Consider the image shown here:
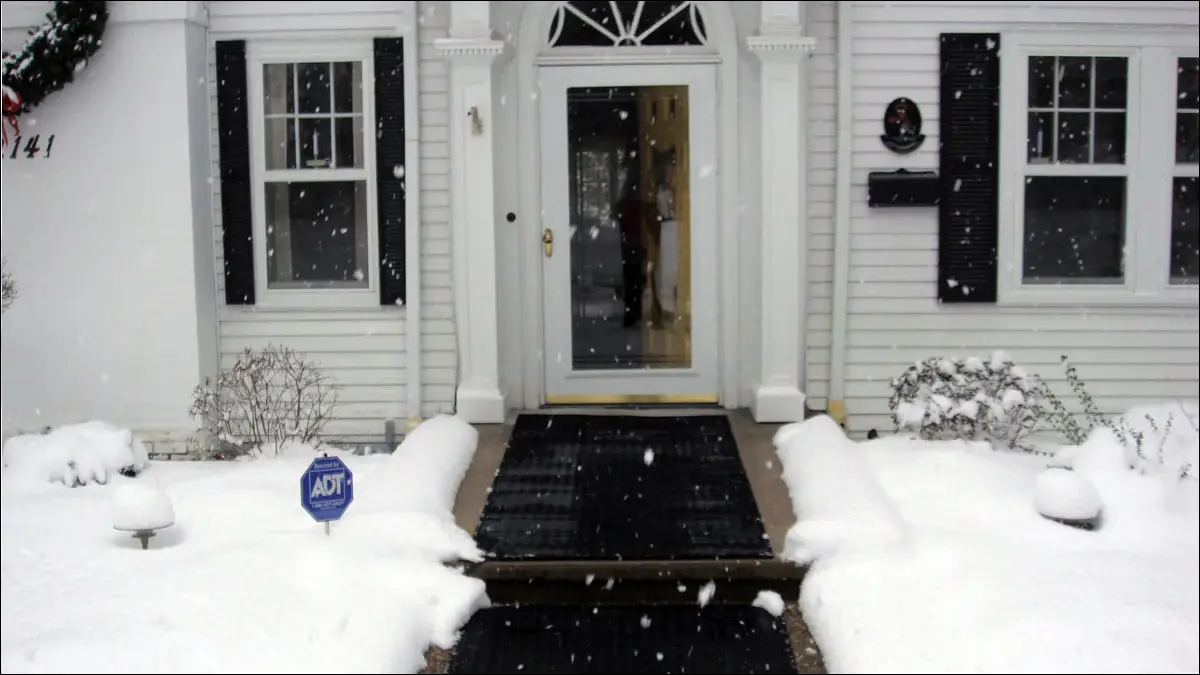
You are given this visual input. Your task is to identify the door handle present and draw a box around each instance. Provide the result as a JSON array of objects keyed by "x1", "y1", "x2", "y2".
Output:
[{"x1": 543, "y1": 228, "x2": 554, "y2": 257}]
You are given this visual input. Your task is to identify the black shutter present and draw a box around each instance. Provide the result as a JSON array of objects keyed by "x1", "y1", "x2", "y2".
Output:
[
  {"x1": 374, "y1": 37, "x2": 406, "y2": 306},
  {"x1": 938, "y1": 33, "x2": 1000, "y2": 303},
  {"x1": 216, "y1": 40, "x2": 255, "y2": 305}
]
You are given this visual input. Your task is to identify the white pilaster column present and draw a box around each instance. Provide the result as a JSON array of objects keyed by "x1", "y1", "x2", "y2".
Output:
[
  {"x1": 435, "y1": 3, "x2": 508, "y2": 423},
  {"x1": 747, "y1": 14, "x2": 817, "y2": 423}
]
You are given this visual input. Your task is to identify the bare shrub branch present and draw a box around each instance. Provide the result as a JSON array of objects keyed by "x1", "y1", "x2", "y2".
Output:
[{"x1": 188, "y1": 345, "x2": 338, "y2": 458}]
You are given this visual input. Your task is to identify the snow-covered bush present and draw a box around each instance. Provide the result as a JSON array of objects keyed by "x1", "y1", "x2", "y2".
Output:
[
  {"x1": 1037, "y1": 356, "x2": 1197, "y2": 479},
  {"x1": 888, "y1": 350, "x2": 1042, "y2": 450},
  {"x1": 1, "y1": 421, "x2": 150, "y2": 488},
  {"x1": 188, "y1": 345, "x2": 338, "y2": 459}
]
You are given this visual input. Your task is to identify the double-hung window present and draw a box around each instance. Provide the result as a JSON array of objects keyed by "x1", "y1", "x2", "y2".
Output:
[
  {"x1": 247, "y1": 42, "x2": 378, "y2": 307},
  {"x1": 999, "y1": 34, "x2": 1199, "y2": 305}
]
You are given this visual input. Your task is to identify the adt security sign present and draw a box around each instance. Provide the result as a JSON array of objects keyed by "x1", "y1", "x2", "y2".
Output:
[{"x1": 301, "y1": 456, "x2": 354, "y2": 525}]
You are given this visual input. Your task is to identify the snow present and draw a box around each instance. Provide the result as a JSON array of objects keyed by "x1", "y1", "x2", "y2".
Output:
[
  {"x1": 111, "y1": 483, "x2": 175, "y2": 532},
  {"x1": 0, "y1": 414, "x2": 489, "y2": 674},
  {"x1": 752, "y1": 590, "x2": 785, "y2": 617},
  {"x1": 776, "y1": 404, "x2": 1200, "y2": 673},
  {"x1": 1033, "y1": 467, "x2": 1101, "y2": 521},
  {"x1": 696, "y1": 580, "x2": 716, "y2": 608},
  {"x1": 2, "y1": 421, "x2": 150, "y2": 488}
]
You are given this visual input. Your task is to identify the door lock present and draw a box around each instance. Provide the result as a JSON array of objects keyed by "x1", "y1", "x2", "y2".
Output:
[{"x1": 543, "y1": 228, "x2": 554, "y2": 257}]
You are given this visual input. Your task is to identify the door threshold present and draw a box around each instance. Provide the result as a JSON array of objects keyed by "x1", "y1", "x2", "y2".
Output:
[
  {"x1": 533, "y1": 404, "x2": 725, "y2": 417},
  {"x1": 544, "y1": 394, "x2": 719, "y2": 405}
]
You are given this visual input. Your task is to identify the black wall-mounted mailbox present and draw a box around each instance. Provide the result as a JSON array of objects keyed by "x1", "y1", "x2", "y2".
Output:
[{"x1": 867, "y1": 169, "x2": 940, "y2": 207}]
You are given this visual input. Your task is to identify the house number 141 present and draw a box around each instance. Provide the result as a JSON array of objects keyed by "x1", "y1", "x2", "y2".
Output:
[{"x1": 6, "y1": 135, "x2": 56, "y2": 159}]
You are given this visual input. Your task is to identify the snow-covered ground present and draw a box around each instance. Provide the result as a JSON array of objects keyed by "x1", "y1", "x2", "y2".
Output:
[
  {"x1": 775, "y1": 404, "x2": 1200, "y2": 673},
  {"x1": 1, "y1": 415, "x2": 489, "y2": 674}
]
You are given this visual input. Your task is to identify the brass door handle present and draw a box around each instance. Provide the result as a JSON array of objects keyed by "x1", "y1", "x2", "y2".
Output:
[{"x1": 543, "y1": 228, "x2": 554, "y2": 257}]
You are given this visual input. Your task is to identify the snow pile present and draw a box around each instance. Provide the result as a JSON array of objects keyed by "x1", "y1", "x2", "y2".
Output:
[
  {"x1": 369, "y1": 414, "x2": 479, "y2": 516},
  {"x1": 1, "y1": 415, "x2": 488, "y2": 673},
  {"x1": 2, "y1": 421, "x2": 150, "y2": 488},
  {"x1": 776, "y1": 411, "x2": 1199, "y2": 673},
  {"x1": 752, "y1": 590, "x2": 785, "y2": 617},
  {"x1": 1033, "y1": 467, "x2": 1101, "y2": 522},
  {"x1": 110, "y1": 482, "x2": 175, "y2": 532},
  {"x1": 773, "y1": 416, "x2": 908, "y2": 564}
]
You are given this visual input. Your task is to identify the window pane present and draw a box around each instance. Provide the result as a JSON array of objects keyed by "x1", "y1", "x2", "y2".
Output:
[
  {"x1": 263, "y1": 64, "x2": 294, "y2": 115},
  {"x1": 264, "y1": 117, "x2": 296, "y2": 170},
  {"x1": 1022, "y1": 176, "x2": 1125, "y2": 284},
  {"x1": 298, "y1": 117, "x2": 333, "y2": 169},
  {"x1": 1178, "y1": 57, "x2": 1199, "y2": 110},
  {"x1": 296, "y1": 63, "x2": 332, "y2": 114},
  {"x1": 1093, "y1": 112, "x2": 1126, "y2": 164},
  {"x1": 1057, "y1": 57, "x2": 1091, "y2": 109},
  {"x1": 1172, "y1": 177, "x2": 1199, "y2": 285},
  {"x1": 1028, "y1": 56, "x2": 1055, "y2": 108},
  {"x1": 334, "y1": 117, "x2": 364, "y2": 169},
  {"x1": 1179, "y1": 113, "x2": 1199, "y2": 164},
  {"x1": 1027, "y1": 111, "x2": 1054, "y2": 162},
  {"x1": 333, "y1": 62, "x2": 363, "y2": 114},
  {"x1": 1094, "y1": 57, "x2": 1127, "y2": 109},
  {"x1": 1057, "y1": 112, "x2": 1090, "y2": 164},
  {"x1": 264, "y1": 181, "x2": 370, "y2": 288}
]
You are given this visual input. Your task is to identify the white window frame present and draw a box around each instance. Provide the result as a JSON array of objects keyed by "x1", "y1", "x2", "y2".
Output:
[
  {"x1": 998, "y1": 31, "x2": 1200, "y2": 307},
  {"x1": 245, "y1": 40, "x2": 380, "y2": 309}
]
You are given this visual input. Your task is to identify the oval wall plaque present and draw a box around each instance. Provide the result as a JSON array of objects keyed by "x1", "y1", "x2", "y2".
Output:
[{"x1": 880, "y1": 97, "x2": 926, "y2": 154}]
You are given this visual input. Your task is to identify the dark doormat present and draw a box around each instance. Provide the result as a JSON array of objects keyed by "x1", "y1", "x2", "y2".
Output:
[
  {"x1": 473, "y1": 414, "x2": 772, "y2": 560},
  {"x1": 447, "y1": 605, "x2": 799, "y2": 674}
]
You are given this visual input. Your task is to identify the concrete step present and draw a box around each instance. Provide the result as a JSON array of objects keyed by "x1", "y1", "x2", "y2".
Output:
[
  {"x1": 466, "y1": 557, "x2": 806, "y2": 583},
  {"x1": 481, "y1": 576, "x2": 803, "y2": 606}
]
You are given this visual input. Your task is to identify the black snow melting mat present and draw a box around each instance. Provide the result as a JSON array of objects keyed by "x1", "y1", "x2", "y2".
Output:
[
  {"x1": 473, "y1": 414, "x2": 772, "y2": 561},
  {"x1": 447, "y1": 605, "x2": 799, "y2": 674}
]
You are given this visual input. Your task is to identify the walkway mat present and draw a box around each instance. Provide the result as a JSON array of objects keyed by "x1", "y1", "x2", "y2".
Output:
[
  {"x1": 473, "y1": 414, "x2": 772, "y2": 560},
  {"x1": 447, "y1": 605, "x2": 799, "y2": 674}
]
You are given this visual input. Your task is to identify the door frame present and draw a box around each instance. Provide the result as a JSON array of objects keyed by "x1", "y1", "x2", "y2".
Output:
[
  {"x1": 511, "y1": 1, "x2": 742, "y2": 410},
  {"x1": 538, "y1": 64, "x2": 721, "y2": 404}
]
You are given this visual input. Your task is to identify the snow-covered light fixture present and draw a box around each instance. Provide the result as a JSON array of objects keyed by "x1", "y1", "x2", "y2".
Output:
[{"x1": 111, "y1": 483, "x2": 175, "y2": 550}]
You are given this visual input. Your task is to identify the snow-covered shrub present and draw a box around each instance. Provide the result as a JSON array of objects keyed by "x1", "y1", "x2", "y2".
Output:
[
  {"x1": 888, "y1": 350, "x2": 1042, "y2": 450},
  {"x1": 1, "y1": 421, "x2": 150, "y2": 488},
  {"x1": 188, "y1": 345, "x2": 338, "y2": 459},
  {"x1": 1037, "y1": 356, "x2": 1197, "y2": 479}
]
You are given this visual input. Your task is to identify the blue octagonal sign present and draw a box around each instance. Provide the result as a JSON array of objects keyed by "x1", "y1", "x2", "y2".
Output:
[{"x1": 300, "y1": 456, "x2": 355, "y2": 523}]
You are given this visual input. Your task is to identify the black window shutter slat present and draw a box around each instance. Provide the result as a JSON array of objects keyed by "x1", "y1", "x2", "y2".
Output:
[
  {"x1": 938, "y1": 33, "x2": 1000, "y2": 304},
  {"x1": 374, "y1": 37, "x2": 406, "y2": 306},
  {"x1": 216, "y1": 40, "x2": 255, "y2": 305}
]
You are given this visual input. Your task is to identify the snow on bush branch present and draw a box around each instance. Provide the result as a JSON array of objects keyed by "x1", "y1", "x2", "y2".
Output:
[
  {"x1": 888, "y1": 350, "x2": 1042, "y2": 450},
  {"x1": 188, "y1": 345, "x2": 338, "y2": 459}
]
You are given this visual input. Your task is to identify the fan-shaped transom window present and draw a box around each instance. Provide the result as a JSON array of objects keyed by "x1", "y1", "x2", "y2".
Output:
[{"x1": 547, "y1": 1, "x2": 709, "y2": 48}]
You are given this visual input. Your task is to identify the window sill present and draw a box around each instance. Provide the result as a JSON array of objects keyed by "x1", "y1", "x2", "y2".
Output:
[
  {"x1": 221, "y1": 288, "x2": 405, "y2": 315},
  {"x1": 998, "y1": 285, "x2": 1200, "y2": 308}
]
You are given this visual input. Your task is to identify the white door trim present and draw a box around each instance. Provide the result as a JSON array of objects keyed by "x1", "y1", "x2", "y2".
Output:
[
  {"x1": 513, "y1": 1, "x2": 742, "y2": 410},
  {"x1": 538, "y1": 64, "x2": 721, "y2": 402}
]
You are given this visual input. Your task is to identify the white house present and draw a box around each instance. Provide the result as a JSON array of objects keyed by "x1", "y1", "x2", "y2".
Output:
[{"x1": 2, "y1": 0, "x2": 1197, "y2": 456}]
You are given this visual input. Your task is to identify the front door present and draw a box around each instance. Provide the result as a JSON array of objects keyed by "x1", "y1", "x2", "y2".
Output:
[{"x1": 539, "y1": 64, "x2": 719, "y2": 405}]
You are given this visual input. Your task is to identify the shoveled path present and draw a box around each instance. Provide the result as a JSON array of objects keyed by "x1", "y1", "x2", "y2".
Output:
[{"x1": 423, "y1": 409, "x2": 825, "y2": 675}]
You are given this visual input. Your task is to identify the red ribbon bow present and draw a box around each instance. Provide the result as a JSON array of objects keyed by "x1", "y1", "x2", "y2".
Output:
[{"x1": 2, "y1": 86, "x2": 22, "y2": 146}]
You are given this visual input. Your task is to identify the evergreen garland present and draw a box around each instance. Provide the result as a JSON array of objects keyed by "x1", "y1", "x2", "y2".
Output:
[{"x1": 2, "y1": 1, "x2": 108, "y2": 116}]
